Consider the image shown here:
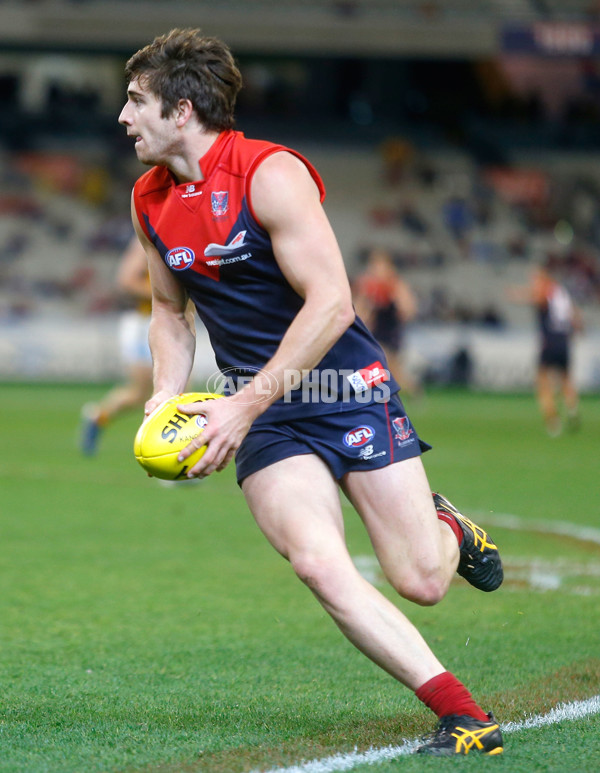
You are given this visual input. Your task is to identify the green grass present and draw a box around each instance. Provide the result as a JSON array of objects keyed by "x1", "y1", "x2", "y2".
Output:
[{"x1": 0, "y1": 384, "x2": 599, "y2": 772}]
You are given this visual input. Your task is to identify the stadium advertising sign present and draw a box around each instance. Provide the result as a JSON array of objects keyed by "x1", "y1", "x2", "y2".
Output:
[{"x1": 502, "y1": 23, "x2": 599, "y2": 56}]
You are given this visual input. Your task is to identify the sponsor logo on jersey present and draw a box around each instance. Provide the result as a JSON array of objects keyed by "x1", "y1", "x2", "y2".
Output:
[
  {"x1": 347, "y1": 360, "x2": 389, "y2": 393},
  {"x1": 181, "y1": 183, "x2": 203, "y2": 199},
  {"x1": 206, "y1": 253, "x2": 252, "y2": 267},
  {"x1": 165, "y1": 246, "x2": 195, "y2": 270},
  {"x1": 211, "y1": 190, "x2": 229, "y2": 216},
  {"x1": 360, "y1": 361, "x2": 389, "y2": 387},
  {"x1": 392, "y1": 416, "x2": 413, "y2": 443},
  {"x1": 343, "y1": 425, "x2": 375, "y2": 448},
  {"x1": 204, "y1": 230, "x2": 248, "y2": 258}
]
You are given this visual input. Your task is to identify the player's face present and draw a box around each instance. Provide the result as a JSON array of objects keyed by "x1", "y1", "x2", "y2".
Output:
[{"x1": 118, "y1": 78, "x2": 180, "y2": 166}]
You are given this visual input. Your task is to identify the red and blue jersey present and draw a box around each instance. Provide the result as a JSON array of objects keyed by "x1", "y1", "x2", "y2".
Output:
[{"x1": 133, "y1": 130, "x2": 399, "y2": 421}]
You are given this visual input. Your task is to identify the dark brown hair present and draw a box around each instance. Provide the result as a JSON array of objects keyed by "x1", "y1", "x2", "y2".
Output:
[{"x1": 124, "y1": 28, "x2": 243, "y2": 131}]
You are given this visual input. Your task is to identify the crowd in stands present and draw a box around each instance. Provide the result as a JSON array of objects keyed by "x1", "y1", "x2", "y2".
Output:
[
  {"x1": 2, "y1": 39, "x2": 600, "y2": 335},
  {"x1": 0, "y1": 146, "x2": 137, "y2": 319},
  {"x1": 354, "y1": 135, "x2": 600, "y2": 327},
  {"x1": 1, "y1": 132, "x2": 600, "y2": 331}
]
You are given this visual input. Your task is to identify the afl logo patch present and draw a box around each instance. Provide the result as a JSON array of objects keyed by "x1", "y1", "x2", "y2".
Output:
[
  {"x1": 343, "y1": 425, "x2": 375, "y2": 447},
  {"x1": 165, "y1": 246, "x2": 195, "y2": 271}
]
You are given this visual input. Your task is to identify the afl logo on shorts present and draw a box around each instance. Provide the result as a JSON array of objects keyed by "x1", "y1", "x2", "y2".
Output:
[
  {"x1": 344, "y1": 425, "x2": 375, "y2": 447},
  {"x1": 165, "y1": 246, "x2": 195, "y2": 271}
]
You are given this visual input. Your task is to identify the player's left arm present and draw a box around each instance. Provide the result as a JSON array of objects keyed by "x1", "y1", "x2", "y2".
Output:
[{"x1": 177, "y1": 151, "x2": 355, "y2": 476}]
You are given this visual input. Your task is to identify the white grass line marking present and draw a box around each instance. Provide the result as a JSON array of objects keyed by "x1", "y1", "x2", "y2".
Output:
[
  {"x1": 479, "y1": 512, "x2": 600, "y2": 546},
  {"x1": 254, "y1": 696, "x2": 600, "y2": 773},
  {"x1": 502, "y1": 694, "x2": 600, "y2": 732},
  {"x1": 354, "y1": 512, "x2": 600, "y2": 594}
]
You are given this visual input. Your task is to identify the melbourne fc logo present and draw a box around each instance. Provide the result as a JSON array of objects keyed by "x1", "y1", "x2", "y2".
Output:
[
  {"x1": 211, "y1": 191, "x2": 229, "y2": 217},
  {"x1": 344, "y1": 425, "x2": 375, "y2": 448},
  {"x1": 392, "y1": 416, "x2": 413, "y2": 443},
  {"x1": 165, "y1": 246, "x2": 195, "y2": 271}
]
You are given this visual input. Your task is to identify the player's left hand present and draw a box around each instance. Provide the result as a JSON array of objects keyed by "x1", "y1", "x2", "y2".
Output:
[
  {"x1": 175, "y1": 396, "x2": 256, "y2": 477},
  {"x1": 143, "y1": 389, "x2": 174, "y2": 419}
]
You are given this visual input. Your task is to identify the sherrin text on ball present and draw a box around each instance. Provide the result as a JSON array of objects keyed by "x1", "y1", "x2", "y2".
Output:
[{"x1": 134, "y1": 392, "x2": 222, "y2": 480}]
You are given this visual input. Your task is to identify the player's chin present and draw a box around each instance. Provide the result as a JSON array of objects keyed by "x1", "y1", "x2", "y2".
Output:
[
  {"x1": 135, "y1": 152, "x2": 153, "y2": 166},
  {"x1": 135, "y1": 146, "x2": 157, "y2": 166}
]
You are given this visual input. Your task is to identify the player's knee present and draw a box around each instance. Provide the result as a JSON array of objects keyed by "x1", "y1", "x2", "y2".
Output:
[
  {"x1": 410, "y1": 580, "x2": 447, "y2": 607},
  {"x1": 388, "y1": 568, "x2": 449, "y2": 607},
  {"x1": 289, "y1": 551, "x2": 341, "y2": 597}
]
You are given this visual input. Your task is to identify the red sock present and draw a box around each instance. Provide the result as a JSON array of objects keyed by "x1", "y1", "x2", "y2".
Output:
[
  {"x1": 436, "y1": 510, "x2": 463, "y2": 546},
  {"x1": 415, "y1": 671, "x2": 489, "y2": 722}
]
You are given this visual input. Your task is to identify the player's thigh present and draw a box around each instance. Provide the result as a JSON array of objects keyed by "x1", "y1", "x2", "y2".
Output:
[
  {"x1": 241, "y1": 454, "x2": 347, "y2": 564},
  {"x1": 129, "y1": 362, "x2": 154, "y2": 393},
  {"x1": 537, "y1": 365, "x2": 553, "y2": 390},
  {"x1": 341, "y1": 456, "x2": 444, "y2": 576}
]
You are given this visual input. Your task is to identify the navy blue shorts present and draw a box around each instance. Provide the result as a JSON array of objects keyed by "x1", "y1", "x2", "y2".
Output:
[
  {"x1": 235, "y1": 393, "x2": 431, "y2": 485},
  {"x1": 540, "y1": 337, "x2": 570, "y2": 371}
]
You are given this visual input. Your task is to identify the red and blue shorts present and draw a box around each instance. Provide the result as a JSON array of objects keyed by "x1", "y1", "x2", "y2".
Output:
[{"x1": 235, "y1": 393, "x2": 431, "y2": 485}]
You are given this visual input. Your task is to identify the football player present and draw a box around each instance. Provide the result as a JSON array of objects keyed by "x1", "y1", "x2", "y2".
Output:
[{"x1": 119, "y1": 29, "x2": 504, "y2": 756}]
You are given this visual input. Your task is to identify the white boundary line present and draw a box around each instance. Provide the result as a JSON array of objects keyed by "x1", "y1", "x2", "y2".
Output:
[
  {"x1": 353, "y1": 511, "x2": 600, "y2": 594},
  {"x1": 254, "y1": 513, "x2": 600, "y2": 773},
  {"x1": 254, "y1": 696, "x2": 600, "y2": 773},
  {"x1": 477, "y1": 512, "x2": 600, "y2": 546}
]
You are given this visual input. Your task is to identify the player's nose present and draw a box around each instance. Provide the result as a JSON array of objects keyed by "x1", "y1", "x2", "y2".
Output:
[{"x1": 118, "y1": 104, "x2": 131, "y2": 125}]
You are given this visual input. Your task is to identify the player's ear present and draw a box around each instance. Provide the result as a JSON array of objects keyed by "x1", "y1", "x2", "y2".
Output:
[{"x1": 175, "y1": 99, "x2": 195, "y2": 127}]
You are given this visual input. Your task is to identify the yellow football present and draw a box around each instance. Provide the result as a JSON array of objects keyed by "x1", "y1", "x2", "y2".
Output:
[{"x1": 133, "y1": 392, "x2": 223, "y2": 480}]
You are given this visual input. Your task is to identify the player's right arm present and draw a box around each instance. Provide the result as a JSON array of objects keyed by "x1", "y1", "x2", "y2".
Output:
[
  {"x1": 116, "y1": 235, "x2": 152, "y2": 301},
  {"x1": 131, "y1": 198, "x2": 196, "y2": 415}
]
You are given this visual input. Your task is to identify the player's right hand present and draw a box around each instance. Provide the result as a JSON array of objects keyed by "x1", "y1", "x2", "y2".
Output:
[{"x1": 176, "y1": 395, "x2": 255, "y2": 478}]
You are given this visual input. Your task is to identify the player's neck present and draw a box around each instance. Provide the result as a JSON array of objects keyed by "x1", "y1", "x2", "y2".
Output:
[{"x1": 167, "y1": 129, "x2": 221, "y2": 184}]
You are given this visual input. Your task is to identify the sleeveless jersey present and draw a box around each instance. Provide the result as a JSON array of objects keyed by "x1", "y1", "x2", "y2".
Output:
[
  {"x1": 539, "y1": 282, "x2": 574, "y2": 338},
  {"x1": 537, "y1": 280, "x2": 574, "y2": 369},
  {"x1": 133, "y1": 130, "x2": 399, "y2": 422},
  {"x1": 355, "y1": 275, "x2": 403, "y2": 349}
]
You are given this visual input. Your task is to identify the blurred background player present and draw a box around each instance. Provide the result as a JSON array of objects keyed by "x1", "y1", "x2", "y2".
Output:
[
  {"x1": 80, "y1": 235, "x2": 153, "y2": 455},
  {"x1": 353, "y1": 247, "x2": 420, "y2": 396},
  {"x1": 533, "y1": 258, "x2": 582, "y2": 435},
  {"x1": 511, "y1": 257, "x2": 582, "y2": 436}
]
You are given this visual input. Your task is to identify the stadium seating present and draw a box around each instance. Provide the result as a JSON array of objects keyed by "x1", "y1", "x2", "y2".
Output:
[{"x1": 1, "y1": 142, "x2": 598, "y2": 332}]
